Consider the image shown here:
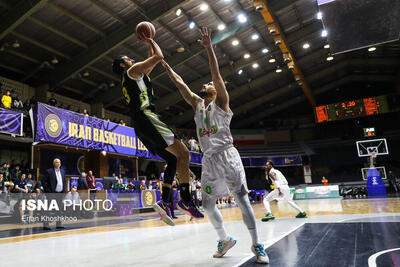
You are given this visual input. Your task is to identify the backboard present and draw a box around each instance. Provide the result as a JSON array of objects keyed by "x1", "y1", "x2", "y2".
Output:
[
  {"x1": 356, "y1": 138, "x2": 388, "y2": 157},
  {"x1": 361, "y1": 166, "x2": 387, "y2": 181}
]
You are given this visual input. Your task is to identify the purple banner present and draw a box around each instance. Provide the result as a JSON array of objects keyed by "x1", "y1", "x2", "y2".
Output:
[
  {"x1": 0, "y1": 108, "x2": 23, "y2": 136},
  {"x1": 34, "y1": 103, "x2": 204, "y2": 164},
  {"x1": 241, "y1": 156, "x2": 302, "y2": 167},
  {"x1": 34, "y1": 103, "x2": 160, "y2": 160}
]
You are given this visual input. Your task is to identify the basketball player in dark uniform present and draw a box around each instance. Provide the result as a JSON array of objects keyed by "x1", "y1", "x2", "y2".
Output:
[{"x1": 112, "y1": 34, "x2": 203, "y2": 226}]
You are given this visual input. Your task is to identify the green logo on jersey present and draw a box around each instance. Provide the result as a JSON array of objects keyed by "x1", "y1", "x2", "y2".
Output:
[
  {"x1": 199, "y1": 125, "x2": 218, "y2": 137},
  {"x1": 205, "y1": 185, "x2": 212, "y2": 194}
]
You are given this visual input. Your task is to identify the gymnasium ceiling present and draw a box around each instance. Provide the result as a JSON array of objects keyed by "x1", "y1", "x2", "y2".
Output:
[{"x1": 0, "y1": 0, "x2": 399, "y2": 129}]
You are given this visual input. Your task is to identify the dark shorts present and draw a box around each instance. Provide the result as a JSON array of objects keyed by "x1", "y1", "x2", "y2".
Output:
[{"x1": 132, "y1": 109, "x2": 177, "y2": 157}]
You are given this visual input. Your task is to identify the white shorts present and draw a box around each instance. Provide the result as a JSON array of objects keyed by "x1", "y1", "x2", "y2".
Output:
[
  {"x1": 265, "y1": 185, "x2": 292, "y2": 202},
  {"x1": 201, "y1": 146, "x2": 248, "y2": 198}
]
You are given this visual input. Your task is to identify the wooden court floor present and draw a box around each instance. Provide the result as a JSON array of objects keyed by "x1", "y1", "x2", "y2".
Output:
[{"x1": 0, "y1": 197, "x2": 399, "y2": 245}]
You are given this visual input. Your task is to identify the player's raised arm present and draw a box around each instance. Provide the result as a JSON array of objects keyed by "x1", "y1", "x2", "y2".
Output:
[
  {"x1": 129, "y1": 35, "x2": 163, "y2": 77},
  {"x1": 161, "y1": 60, "x2": 200, "y2": 111},
  {"x1": 198, "y1": 27, "x2": 229, "y2": 112}
]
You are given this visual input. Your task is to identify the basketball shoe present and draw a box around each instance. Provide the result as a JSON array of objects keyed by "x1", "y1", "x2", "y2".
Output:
[
  {"x1": 251, "y1": 243, "x2": 269, "y2": 264},
  {"x1": 177, "y1": 199, "x2": 204, "y2": 219},
  {"x1": 261, "y1": 212, "x2": 275, "y2": 222},
  {"x1": 213, "y1": 237, "x2": 237, "y2": 258},
  {"x1": 153, "y1": 200, "x2": 175, "y2": 226},
  {"x1": 295, "y1": 212, "x2": 307, "y2": 218}
]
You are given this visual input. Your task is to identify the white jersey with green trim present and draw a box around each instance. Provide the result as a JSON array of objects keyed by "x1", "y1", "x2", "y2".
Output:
[
  {"x1": 266, "y1": 168, "x2": 288, "y2": 187},
  {"x1": 194, "y1": 99, "x2": 233, "y2": 157}
]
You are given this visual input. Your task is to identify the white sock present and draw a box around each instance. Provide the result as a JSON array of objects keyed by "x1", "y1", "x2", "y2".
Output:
[
  {"x1": 288, "y1": 200, "x2": 303, "y2": 213},
  {"x1": 204, "y1": 196, "x2": 228, "y2": 241},
  {"x1": 263, "y1": 197, "x2": 272, "y2": 213},
  {"x1": 234, "y1": 190, "x2": 259, "y2": 246}
]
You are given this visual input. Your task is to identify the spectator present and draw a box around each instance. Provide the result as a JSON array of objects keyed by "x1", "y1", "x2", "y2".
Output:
[
  {"x1": 26, "y1": 173, "x2": 34, "y2": 193},
  {"x1": 10, "y1": 89, "x2": 16, "y2": 99},
  {"x1": 0, "y1": 173, "x2": 6, "y2": 202},
  {"x1": 1, "y1": 90, "x2": 12, "y2": 109},
  {"x1": 147, "y1": 173, "x2": 156, "y2": 182},
  {"x1": 42, "y1": 158, "x2": 66, "y2": 229},
  {"x1": 321, "y1": 176, "x2": 328, "y2": 186},
  {"x1": 127, "y1": 179, "x2": 135, "y2": 191},
  {"x1": 0, "y1": 163, "x2": 10, "y2": 181},
  {"x1": 119, "y1": 119, "x2": 126, "y2": 126},
  {"x1": 11, "y1": 165, "x2": 22, "y2": 183},
  {"x1": 82, "y1": 108, "x2": 89, "y2": 116},
  {"x1": 77, "y1": 172, "x2": 89, "y2": 190},
  {"x1": 86, "y1": 170, "x2": 97, "y2": 203},
  {"x1": 188, "y1": 137, "x2": 197, "y2": 151},
  {"x1": 13, "y1": 95, "x2": 23, "y2": 109},
  {"x1": 48, "y1": 93, "x2": 57, "y2": 106},
  {"x1": 14, "y1": 173, "x2": 28, "y2": 194},
  {"x1": 64, "y1": 185, "x2": 81, "y2": 205},
  {"x1": 24, "y1": 98, "x2": 32, "y2": 111},
  {"x1": 139, "y1": 180, "x2": 147, "y2": 190},
  {"x1": 113, "y1": 179, "x2": 127, "y2": 190}
]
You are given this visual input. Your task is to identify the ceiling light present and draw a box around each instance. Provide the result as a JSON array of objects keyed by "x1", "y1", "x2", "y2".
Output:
[
  {"x1": 244, "y1": 53, "x2": 250, "y2": 59},
  {"x1": 217, "y1": 24, "x2": 226, "y2": 31},
  {"x1": 109, "y1": 81, "x2": 115, "y2": 87},
  {"x1": 176, "y1": 8, "x2": 182, "y2": 16},
  {"x1": 274, "y1": 37, "x2": 282, "y2": 46},
  {"x1": 200, "y1": 3, "x2": 208, "y2": 11},
  {"x1": 303, "y1": 43, "x2": 310, "y2": 49},
  {"x1": 321, "y1": 29, "x2": 328, "y2": 37},
  {"x1": 238, "y1": 69, "x2": 243, "y2": 75},
  {"x1": 268, "y1": 58, "x2": 276, "y2": 63},
  {"x1": 324, "y1": 44, "x2": 330, "y2": 49},
  {"x1": 276, "y1": 67, "x2": 282, "y2": 73},
  {"x1": 262, "y1": 48, "x2": 269, "y2": 53},
  {"x1": 252, "y1": 63, "x2": 259, "y2": 69},
  {"x1": 189, "y1": 20, "x2": 196, "y2": 29},
  {"x1": 317, "y1": 12, "x2": 323, "y2": 20},
  {"x1": 224, "y1": 0, "x2": 232, "y2": 2},
  {"x1": 232, "y1": 40, "x2": 239, "y2": 46},
  {"x1": 177, "y1": 47, "x2": 185, "y2": 52},
  {"x1": 326, "y1": 55, "x2": 334, "y2": 61},
  {"x1": 368, "y1": 46, "x2": 376, "y2": 52},
  {"x1": 83, "y1": 71, "x2": 90, "y2": 77},
  {"x1": 237, "y1": 13, "x2": 247, "y2": 23},
  {"x1": 12, "y1": 41, "x2": 20, "y2": 48},
  {"x1": 251, "y1": 34, "x2": 259, "y2": 40},
  {"x1": 51, "y1": 57, "x2": 58, "y2": 64}
]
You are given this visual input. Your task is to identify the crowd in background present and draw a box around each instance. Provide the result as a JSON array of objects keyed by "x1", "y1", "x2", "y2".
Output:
[{"x1": 0, "y1": 159, "x2": 37, "y2": 204}]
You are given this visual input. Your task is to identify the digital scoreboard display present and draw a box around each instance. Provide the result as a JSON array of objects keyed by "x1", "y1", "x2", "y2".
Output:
[{"x1": 315, "y1": 95, "x2": 390, "y2": 123}]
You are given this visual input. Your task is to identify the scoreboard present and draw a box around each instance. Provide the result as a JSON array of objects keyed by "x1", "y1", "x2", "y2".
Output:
[{"x1": 315, "y1": 95, "x2": 390, "y2": 123}]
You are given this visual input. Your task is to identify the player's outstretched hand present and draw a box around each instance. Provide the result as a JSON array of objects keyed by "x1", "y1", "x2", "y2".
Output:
[
  {"x1": 197, "y1": 27, "x2": 212, "y2": 48},
  {"x1": 138, "y1": 33, "x2": 152, "y2": 46}
]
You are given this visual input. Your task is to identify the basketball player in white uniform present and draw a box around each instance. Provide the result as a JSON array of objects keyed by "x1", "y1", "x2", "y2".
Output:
[
  {"x1": 262, "y1": 161, "x2": 307, "y2": 221},
  {"x1": 161, "y1": 27, "x2": 268, "y2": 264}
]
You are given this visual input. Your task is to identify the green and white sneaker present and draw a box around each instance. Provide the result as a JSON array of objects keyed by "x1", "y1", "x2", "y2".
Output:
[
  {"x1": 296, "y1": 212, "x2": 307, "y2": 218},
  {"x1": 213, "y1": 237, "x2": 237, "y2": 258},
  {"x1": 261, "y1": 212, "x2": 275, "y2": 222}
]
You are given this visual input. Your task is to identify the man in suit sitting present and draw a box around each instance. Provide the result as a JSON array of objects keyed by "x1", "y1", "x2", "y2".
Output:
[{"x1": 42, "y1": 158, "x2": 66, "y2": 230}]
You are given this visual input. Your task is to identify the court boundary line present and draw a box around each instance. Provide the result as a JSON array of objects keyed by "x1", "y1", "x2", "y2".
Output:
[
  {"x1": 232, "y1": 222, "x2": 306, "y2": 267},
  {"x1": 368, "y1": 248, "x2": 400, "y2": 267}
]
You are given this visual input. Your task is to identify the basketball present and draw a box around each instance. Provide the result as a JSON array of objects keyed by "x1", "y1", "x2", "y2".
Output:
[{"x1": 136, "y1": 21, "x2": 156, "y2": 40}]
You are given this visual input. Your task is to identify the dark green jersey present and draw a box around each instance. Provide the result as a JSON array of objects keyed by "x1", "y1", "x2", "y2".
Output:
[{"x1": 121, "y1": 72, "x2": 155, "y2": 113}]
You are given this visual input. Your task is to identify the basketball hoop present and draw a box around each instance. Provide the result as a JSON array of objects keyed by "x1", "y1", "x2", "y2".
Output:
[{"x1": 370, "y1": 151, "x2": 377, "y2": 158}]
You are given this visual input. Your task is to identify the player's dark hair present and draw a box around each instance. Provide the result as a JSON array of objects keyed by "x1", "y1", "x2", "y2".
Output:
[
  {"x1": 112, "y1": 56, "x2": 127, "y2": 76},
  {"x1": 266, "y1": 161, "x2": 274, "y2": 167}
]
